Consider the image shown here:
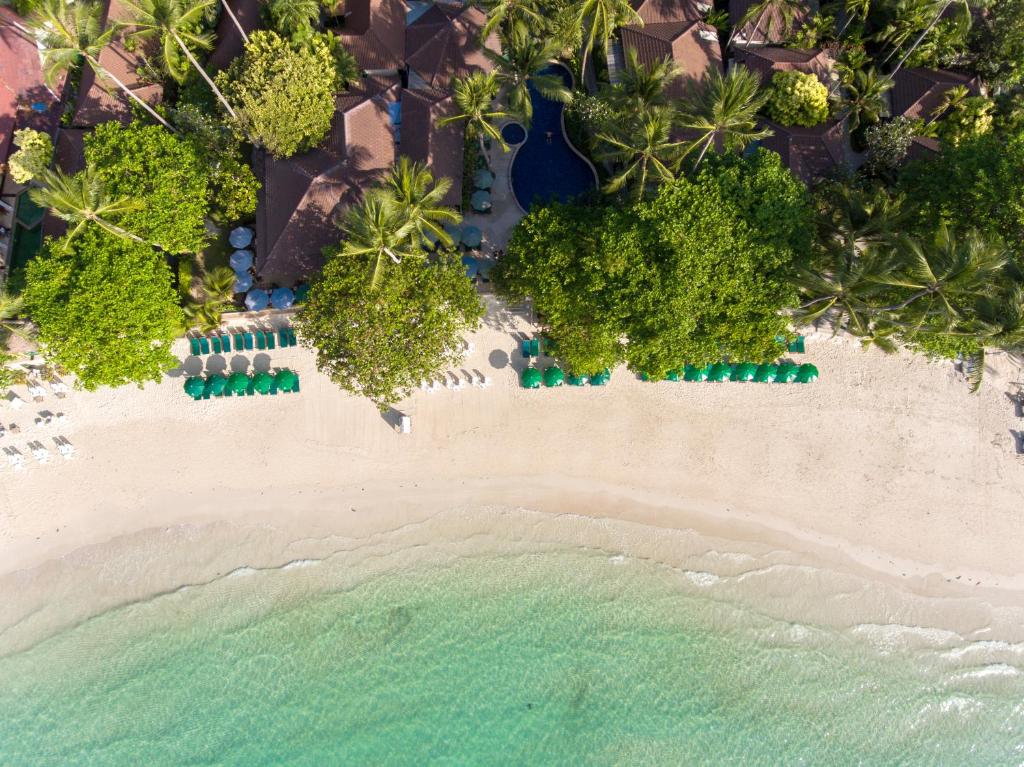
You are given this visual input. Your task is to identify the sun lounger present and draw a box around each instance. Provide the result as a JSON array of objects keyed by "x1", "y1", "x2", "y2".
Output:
[
  {"x1": 278, "y1": 328, "x2": 288, "y2": 347},
  {"x1": 57, "y1": 442, "x2": 75, "y2": 459},
  {"x1": 530, "y1": 338, "x2": 540, "y2": 357},
  {"x1": 190, "y1": 337, "x2": 201, "y2": 356},
  {"x1": 287, "y1": 328, "x2": 297, "y2": 346},
  {"x1": 199, "y1": 337, "x2": 210, "y2": 355},
  {"x1": 292, "y1": 375, "x2": 300, "y2": 393},
  {"x1": 246, "y1": 379, "x2": 255, "y2": 396},
  {"x1": 787, "y1": 336, "x2": 805, "y2": 354},
  {"x1": 256, "y1": 330, "x2": 266, "y2": 350},
  {"x1": 243, "y1": 332, "x2": 254, "y2": 350},
  {"x1": 265, "y1": 331, "x2": 275, "y2": 350},
  {"x1": 220, "y1": 334, "x2": 231, "y2": 352},
  {"x1": 521, "y1": 339, "x2": 530, "y2": 358},
  {"x1": 51, "y1": 382, "x2": 68, "y2": 398},
  {"x1": 234, "y1": 333, "x2": 244, "y2": 352},
  {"x1": 211, "y1": 335, "x2": 222, "y2": 354}
]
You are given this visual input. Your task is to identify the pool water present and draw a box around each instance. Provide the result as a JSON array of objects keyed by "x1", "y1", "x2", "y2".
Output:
[
  {"x1": 510, "y1": 64, "x2": 596, "y2": 211},
  {"x1": 501, "y1": 122, "x2": 526, "y2": 145}
]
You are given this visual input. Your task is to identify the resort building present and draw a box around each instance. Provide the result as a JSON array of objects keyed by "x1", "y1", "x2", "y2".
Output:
[
  {"x1": 728, "y1": 0, "x2": 811, "y2": 46},
  {"x1": 890, "y1": 67, "x2": 982, "y2": 120},
  {"x1": 732, "y1": 46, "x2": 835, "y2": 87},
  {"x1": 206, "y1": 0, "x2": 261, "y2": 73},
  {"x1": 405, "y1": 2, "x2": 495, "y2": 90},
  {"x1": 399, "y1": 87, "x2": 464, "y2": 207},
  {"x1": 618, "y1": 21, "x2": 723, "y2": 98},
  {"x1": 336, "y1": 0, "x2": 406, "y2": 75},
  {"x1": 757, "y1": 118, "x2": 846, "y2": 185}
]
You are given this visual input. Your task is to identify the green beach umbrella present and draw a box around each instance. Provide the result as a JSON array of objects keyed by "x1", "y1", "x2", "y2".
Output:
[
  {"x1": 732, "y1": 362, "x2": 757, "y2": 382},
  {"x1": 184, "y1": 376, "x2": 205, "y2": 398},
  {"x1": 253, "y1": 371, "x2": 274, "y2": 394},
  {"x1": 227, "y1": 371, "x2": 250, "y2": 394},
  {"x1": 470, "y1": 189, "x2": 491, "y2": 212},
  {"x1": 589, "y1": 368, "x2": 610, "y2": 386},
  {"x1": 473, "y1": 168, "x2": 495, "y2": 189},
  {"x1": 521, "y1": 367, "x2": 542, "y2": 389},
  {"x1": 567, "y1": 373, "x2": 588, "y2": 386},
  {"x1": 775, "y1": 362, "x2": 799, "y2": 383},
  {"x1": 543, "y1": 365, "x2": 565, "y2": 387},
  {"x1": 753, "y1": 363, "x2": 778, "y2": 383},
  {"x1": 275, "y1": 368, "x2": 297, "y2": 392},
  {"x1": 796, "y1": 363, "x2": 819, "y2": 383},
  {"x1": 708, "y1": 362, "x2": 732, "y2": 382},
  {"x1": 665, "y1": 368, "x2": 680, "y2": 382},
  {"x1": 683, "y1": 364, "x2": 709, "y2": 382},
  {"x1": 204, "y1": 374, "x2": 227, "y2": 396}
]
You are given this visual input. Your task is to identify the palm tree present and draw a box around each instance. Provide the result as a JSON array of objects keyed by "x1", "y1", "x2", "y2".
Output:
[
  {"x1": 121, "y1": 0, "x2": 238, "y2": 120},
  {"x1": 29, "y1": 169, "x2": 146, "y2": 246},
  {"x1": 384, "y1": 157, "x2": 462, "y2": 248},
  {"x1": 838, "y1": 0, "x2": 871, "y2": 36},
  {"x1": 484, "y1": 28, "x2": 570, "y2": 127},
  {"x1": 596, "y1": 108, "x2": 682, "y2": 200},
  {"x1": 602, "y1": 50, "x2": 681, "y2": 112},
  {"x1": 677, "y1": 65, "x2": 772, "y2": 171},
  {"x1": 201, "y1": 265, "x2": 237, "y2": 305},
  {"x1": 479, "y1": 0, "x2": 541, "y2": 39},
  {"x1": 889, "y1": 0, "x2": 970, "y2": 74},
  {"x1": 727, "y1": 0, "x2": 805, "y2": 47},
  {"x1": 793, "y1": 246, "x2": 894, "y2": 330},
  {"x1": 265, "y1": 0, "x2": 320, "y2": 41},
  {"x1": 927, "y1": 84, "x2": 969, "y2": 123},
  {"x1": 0, "y1": 287, "x2": 34, "y2": 344},
  {"x1": 221, "y1": 0, "x2": 249, "y2": 44},
  {"x1": 817, "y1": 183, "x2": 904, "y2": 268},
  {"x1": 437, "y1": 72, "x2": 512, "y2": 165},
  {"x1": 28, "y1": 0, "x2": 174, "y2": 131},
  {"x1": 576, "y1": 0, "x2": 641, "y2": 79},
  {"x1": 841, "y1": 68, "x2": 893, "y2": 132},
  {"x1": 339, "y1": 190, "x2": 422, "y2": 288}
]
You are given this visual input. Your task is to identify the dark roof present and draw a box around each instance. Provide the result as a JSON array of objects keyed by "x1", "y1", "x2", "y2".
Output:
[
  {"x1": 335, "y1": 0, "x2": 406, "y2": 72},
  {"x1": 399, "y1": 87, "x2": 464, "y2": 207},
  {"x1": 759, "y1": 118, "x2": 845, "y2": 185},
  {"x1": 54, "y1": 127, "x2": 89, "y2": 174},
  {"x1": 405, "y1": 3, "x2": 496, "y2": 90},
  {"x1": 0, "y1": 9, "x2": 60, "y2": 168},
  {"x1": 631, "y1": 0, "x2": 706, "y2": 24},
  {"x1": 733, "y1": 46, "x2": 833, "y2": 84},
  {"x1": 728, "y1": 0, "x2": 811, "y2": 45},
  {"x1": 619, "y1": 21, "x2": 722, "y2": 98},
  {"x1": 206, "y1": 0, "x2": 261, "y2": 72},
  {"x1": 255, "y1": 78, "x2": 399, "y2": 282},
  {"x1": 907, "y1": 135, "x2": 941, "y2": 162},
  {"x1": 891, "y1": 67, "x2": 981, "y2": 120}
]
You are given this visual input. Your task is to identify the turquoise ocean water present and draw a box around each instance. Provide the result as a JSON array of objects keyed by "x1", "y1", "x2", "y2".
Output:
[{"x1": 1, "y1": 545, "x2": 1022, "y2": 765}]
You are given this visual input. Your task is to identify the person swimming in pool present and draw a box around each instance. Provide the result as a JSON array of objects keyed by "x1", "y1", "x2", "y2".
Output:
[{"x1": 545, "y1": 131, "x2": 553, "y2": 144}]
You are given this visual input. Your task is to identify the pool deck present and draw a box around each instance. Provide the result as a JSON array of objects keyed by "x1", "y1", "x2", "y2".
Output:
[{"x1": 458, "y1": 129, "x2": 524, "y2": 253}]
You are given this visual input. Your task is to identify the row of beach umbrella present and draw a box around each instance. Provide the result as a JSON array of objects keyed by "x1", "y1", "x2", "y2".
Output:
[
  {"x1": 675, "y1": 362, "x2": 819, "y2": 383},
  {"x1": 183, "y1": 369, "x2": 298, "y2": 398},
  {"x1": 521, "y1": 366, "x2": 610, "y2": 388}
]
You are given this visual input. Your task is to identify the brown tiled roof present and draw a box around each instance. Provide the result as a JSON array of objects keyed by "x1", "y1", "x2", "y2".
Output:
[
  {"x1": 0, "y1": 9, "x2": 60, "y2": 168},
  {"x1": 619, "y1": 21, "x2": 722, "y2": 98},
  {"x1": 891, "y1": 67, "x2": 980, "y2": 120},
  {"x1": 335, "y1": 0, "x2": 406, "y2": 72},
  {"x1": 733, "y1": 46, "x2": 833, "y2": 85},
  {"x1": 206, "y1": 0, "x2": 261, "y2": 72},
  {"x1": 255, "y1": 78, "x2": 399, "y2": 281},
  {"x1": 759, "y1": 118, "x2": 845, "y2": 185},
  {"x1": 907, "y1": 135, "x2": 941, "y2": 162},
  {"x1": 405, "y1": 4, "x2": 496, "y2": 90},
  {"x1": 399, "y1": 87, "x2": 464, "y2": 207},
  {"x1": 728, "y1": 0, "x2": 811, "y2": 45},
  {"x1": 631, "y1": 0, "x2": 705, "y2": 24},
  {"x1": 54, "y1": 127, "x2": 89, "y2": 174}
]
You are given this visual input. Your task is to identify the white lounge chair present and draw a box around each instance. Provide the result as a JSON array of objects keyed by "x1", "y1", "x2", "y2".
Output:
[
  {"x1": 57, "y1": 442, "x2": 75, "y2": 459},
  {"x1": 28, "y1": 385, "x2": 46, "y2": 402},
  {"x1": 482, "y1": 375, "x2": 493, "y2": 388},
  {"x1": 451, "y1": 374, "x2": 465, "y2": 392},
  {"x1": 5, "y1": 392, "x2": 23, "y2": 410},
  {"x1": 7, "y1": 452, "x2": 24, "y2": 472},
  {"x1": 32, "y1": 446, "x2": 50, "y2": 464}
]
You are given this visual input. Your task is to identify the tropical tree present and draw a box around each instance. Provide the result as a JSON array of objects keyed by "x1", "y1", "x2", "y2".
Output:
[
  {"x1": 28, "y1": 0, "x2": 174, "y2": 130},
  {"x1": 484, "y1": 28, "x2": 570, "y2": 126},
  {"x1": 602, "y1": 50, "x2": 681, "y2": 113},
  {"x1": 677, "y1": 65, "x2": 772, "y2": 170},
  {"x1": 0, "y1": 288, "x2": 33, "y2": 344},
  {"x1": 201, "y1": 265, "x2": 237, "y2": 305},
  {"x1": 595, "y1": 108, "x2": 682, "y2": 199},
  {"x1": 838, "y1": 0, "x2": 871, "y2": 35},
  {"x1": 841, "y1": 68, "x2": 893, "y2": 132},
  {"x1": 437, "y1": 72, "x2": 512, "y2": 162},
  {"x1": 816, "y1": 183, "x2": 905, "y2": 266},
  {"x1": 576, "y1": 0, "x2": 641, "y2": 78},
  {"x1": 728, "y1": 0, "x2": 805, "y2": 47},
  {"x1": 265, "y1": 0, "x2": 320, "y2": 41},
  {"x1": 339, "y1": 190, "x2": 423, "y2": 288},
  {"x1": 928, "y1": 83, "x2": 969, "y2": 123},
  {"x1": 384, "y1": 157, "x2": 462, "y2": 248},
  {"x1": 479, "y1": 0, "x2": 541, "y2": 38},
  {"x1": 29, "y1": 169, "x2": 146, "y2": 246},
  {"x1": 889, "y1": 0, "x2": 967, "y2": 74},
  {"x1": 121, "y1": 0, "x2": 239, "y2": 119}
]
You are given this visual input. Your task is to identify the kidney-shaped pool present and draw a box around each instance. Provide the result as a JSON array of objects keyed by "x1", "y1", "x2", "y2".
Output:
[{"x1": 509, "y1": 63, "x2": 597, "y2": 211}]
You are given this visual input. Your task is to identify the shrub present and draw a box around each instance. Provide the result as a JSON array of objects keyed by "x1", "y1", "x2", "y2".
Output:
[
  {"x1": 766, "y1": 70, "x2": 830, "y2": 127},
  {"x1": 7, "y1": 129, "x2": 53, "y2": 184}
]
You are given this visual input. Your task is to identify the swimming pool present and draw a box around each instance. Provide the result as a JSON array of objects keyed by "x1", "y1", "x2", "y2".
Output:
[{"x1": 509, "y1": 64, "x2": 597, "y2": 211}]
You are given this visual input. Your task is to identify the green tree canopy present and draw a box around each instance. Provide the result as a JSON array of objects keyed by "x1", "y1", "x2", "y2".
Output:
[
  {"x1": 23, "y1": 226, "x2": 183, "y2": 390},
  {"x1": 495, "y1": 150, "x2": 812, "y2": 377},
  {"x1": 765, "y1": 70, "x2": 831, "y2": 127},
  {"x1": 296, "y1": 250, "x2": 484, "y2": 408},
  {"x1": 83, "y1": 121, "x2": 212, "y2": 253},
  {"x1": 8, "y1": 129, "x2": 53, "y2": 184},
  {"x1": 216, "y1": 30, "x2": 338, "y2": 158}
]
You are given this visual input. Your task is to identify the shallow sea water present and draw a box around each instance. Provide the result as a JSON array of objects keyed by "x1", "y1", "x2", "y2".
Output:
[{"x1": 1, "y1": 543, "x2": 1023, "y2": 766}]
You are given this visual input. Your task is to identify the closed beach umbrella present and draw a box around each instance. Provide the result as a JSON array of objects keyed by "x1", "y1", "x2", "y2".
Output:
[
  {"x1": 567, "y1": 373, "x2": 588, "y2": 386},
  {"x1": 732, "y1": 362, "x2": 757, "y2": 382},
  {"x1": 796, "y1": 363, "x2": 819, "y2": 383},
  {"x1": 521, "y1": 367, "x2": 542, "y2": 389},
  {"x1": 753, "y1": 363, "x2": 778, "y2": 383},
  {"x1": 543, "y1": 365, "x2": 564, "y2": 387},
  {"x1": 184, "y1": 376, "x2": 205, "y2": 398},
  {"x1": 233, "y1": 272, "x2": 253, "y2": 293},
  {"x1": 461, "y1": 225, "x2": 483, "y2": 248},
  {"x1": 275, "y1": 368, "x2": 297, "y2": 392},
  {"x1": 708, "y1": 362, "x2": 732, "y2": 382},
  {"x1": 229, "y1": 249, "x2": 253, "y2": 272},
  {"x1": 471, "y1": 189, "x2": 492, "y2": 212},
  {"x1": 204, "y1": 374, "x2": 227, "y2": 396},
  {"x1": 270, "y1": 287, "x2": 295, "y2": 309},
  {"x1": 775, "y1": 362, "x2": 799, "y2": 383},
  {"x1": 229, "y1": 227, "x2": 254, "y2": 249},
  {"x1": 462, "y1": 255, "x2": 479, "y2": 278},
  {"x1": 227, "y1": 371, "x2": 249, "y2": 394},
  {"x1": 245, "y1": 289, "x2": 269, "y2": 311},
  {"x1": 253, "y1": 371, "x2": 274, "y2": 394},
  {"x1": 473, "y1": 168, "x2": 494, "y2": 189},
  {"x1": 589, "y1": 368, "x2": 610, "y2": 386}
]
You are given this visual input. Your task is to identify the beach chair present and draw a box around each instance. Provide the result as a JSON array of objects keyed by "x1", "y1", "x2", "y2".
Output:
[
  {"x1": 246, "y1": 379, "x2": 256, "y2": 396},
  {"x1": 199, "y1": 337, "x2": 210, "y2": 355},
  {"x1": 521, "y1": 339, "x2": 530, "y2": 358},
  {"x1": 270, "y1": 381, "x2": 278, "y2": 395},
  {"x1": 189, "y1": 337, "x2": 201, "y2": 356},
  {"x1": 787, "y1": 336, "x2": 805, "y2": 354},
  {"x1": 530, "y1": 338, "x2": 540, "y2": 357},
  {"x1": 287, "y1": 328, "x2": 297, "y2": 347},
  {"x1": 292, "y1": 375, "x2": 300, "y2": 393},
  {"x1": 265, "y1": 330, "x2": 275, "y2": 350},
  {"x1": 234, "y1": 333, "x2": 244, "y2": 352},
  {"x1": 256, "y1": 330, "x2": 266, "y2": 350},
  {"x1": 243, "y1": 332, "x2": 254, "y2": 351},
  {"x1": 279, "y1": 328, "x2": 288, "y2": 347},
  {"x1": 211, "y1": 335, "x2": 222, "y2": 354}
]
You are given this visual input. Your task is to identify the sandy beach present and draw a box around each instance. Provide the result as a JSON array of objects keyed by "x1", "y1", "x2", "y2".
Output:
[{"x1": 2, "y1": 297, "x2": 1024, "y2": 652}]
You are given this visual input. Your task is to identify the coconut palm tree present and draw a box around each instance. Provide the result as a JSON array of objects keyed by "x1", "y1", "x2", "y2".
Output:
[
  {"x1": 838, "y1": 0, "x2": 871, "y2": 36},
  {"x1": 265, "y1": 0, "x2": 320, "y2": 41},
  {"x1": 576, "y1": 0, "x2": 641, "y2": 79},
  {"x1": 28, "y1": 0, "x2": 174, "y2": 131},
  {"x1": 201, "y1": 265, "x2": 238, "y2": 305},
  {"x1": 596, "y1": 108, "x2": 681, "y2": 200},
  {"x1": 727, "y1": 0, "x2": 805, "y2": 47},
  {"x1": 677, "y1": 65, "x2": 772, "y2": 171},
  {"x1": 479, "y1": 0, "x2": 541, "y2": 39},
  {"x1": 29, "y1": 169, "x2": 146, "y2": 246},
  {"x1": 794, "y1": 244, "x2": 894, "y2": 328},
  {"x1": 121, "y1": 0, "x2": 238, "y2": 119},
  {"x1": 340, "y1": 190, "x2": 423, "y2": 288},
  {"x1": 927, "y1": 84, "x2": 969, "y2": 123},
  {"x1": 817, "y1": 183, "x2": 905, "y2": 267},
  {"x1": 437, "y1": 72, "x2": 512, "y2": 165},
  {"x1": 841, "y1": 68, "x2": 893, "y2": 132},
  {"x1": 484, "y1": 29, "x2": 570, "y2": 127},
  {"x1": 384, "y1": 157, "x2": 462, "y2": 248},
  {"x1": 889, "y1": 0, "x2": 970, "y2": 74},
  {"x1": 0, "y1": 287, "x2": 34, "y2": 344},
  {"x1": 602, "y1": 50, "x2": 681, "y2": 112}
]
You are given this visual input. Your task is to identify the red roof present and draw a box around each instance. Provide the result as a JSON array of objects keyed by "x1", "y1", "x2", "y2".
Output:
[
  {"x1": 619, "y1": 21, "x2": 722, "y2": 99},
  {"x1": 206, "y1": 0, "x2": 261, "y2": 73},
  {"x1": 405, "y1": 3, "x2": 496, "y2": 90},
  {"x1": 0, "y1": 9, "x2": 59, "y2": 169},
  {"x1": 335, "y1": 0, "x2": 406, "y2": 72},
  {"x1": 733, "y1": 46, "x2": 833, "y2": 85},
  {"x1": 759, "y1": 118, "x2": 846, "y2": 185},
  {"x1": 399, "y1": 87, "x2": 465, "y2": 207},
  {"x1": 631, "y1": 0, "x2": 705, "y2": 24},
  {"x1": 891, "y1": 67, "x2": 980, "y2": 120}
]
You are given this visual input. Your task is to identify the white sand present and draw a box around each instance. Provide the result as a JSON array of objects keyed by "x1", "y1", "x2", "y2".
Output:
[{"x1": 2, "y1": 296, "x2": 1023, "y2": 649}]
